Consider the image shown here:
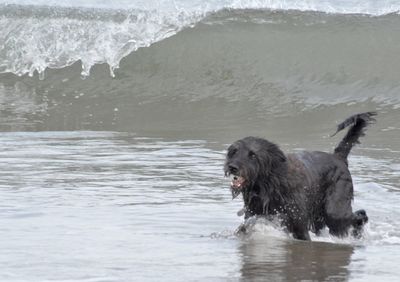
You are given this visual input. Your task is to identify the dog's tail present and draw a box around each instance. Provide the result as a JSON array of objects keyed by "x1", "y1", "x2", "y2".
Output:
[{"x1": 332, "y1": 112, "x2": 377, "y2": 161}]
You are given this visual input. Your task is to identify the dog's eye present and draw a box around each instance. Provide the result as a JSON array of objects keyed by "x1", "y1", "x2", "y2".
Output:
[
  {"x1": 228, "y1": 148, "x2": 237, "y2": 158},
  {"x1": 249, "y1": 151, "x2": 256, "y2": 159}
]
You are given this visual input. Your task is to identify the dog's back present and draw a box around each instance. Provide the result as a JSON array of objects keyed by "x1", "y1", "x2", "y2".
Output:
[{"x1": 290, "y1": 150, "x2": 350, "y2": 187}]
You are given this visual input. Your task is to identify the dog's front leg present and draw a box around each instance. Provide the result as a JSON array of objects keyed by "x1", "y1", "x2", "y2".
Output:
[
  {"x1": 292, "y1": 225, "x2": 311, "y2": 241},
  {"x1": 285, "y1": 213, "x2": 311, "y2": 241}
]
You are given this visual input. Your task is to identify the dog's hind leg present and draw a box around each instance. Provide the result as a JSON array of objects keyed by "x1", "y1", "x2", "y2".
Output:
[{"x1": 324, "y1": 177, "x2": 355, "y2": 237}]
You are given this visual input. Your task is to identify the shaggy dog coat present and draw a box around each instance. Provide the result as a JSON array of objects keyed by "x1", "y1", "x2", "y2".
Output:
[{"x1": 224, "y1": 112, "x2": 375, "y2": 240}]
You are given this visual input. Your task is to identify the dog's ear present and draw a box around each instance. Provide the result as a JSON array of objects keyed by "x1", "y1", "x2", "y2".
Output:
[
  {"x1": 272, "y1": 152, "x2": 286, "y2": 169},
  {"x1": 268, "y1": 144, "x2": 286, "y2": 169},
  {"x1": 257, "y1": 145, "x2": 286, "y2": 177},
  {"x1": 258, "y1": 151, "x2": 272, "y2": 176}
]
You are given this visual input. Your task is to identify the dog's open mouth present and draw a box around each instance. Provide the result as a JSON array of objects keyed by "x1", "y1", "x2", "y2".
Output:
[
  {"x1": 230, "y1": 174, "x2": 245, "y2": 189},
  {"x1": 229, "y1": 174, "x2": 246, "y2": 199}
]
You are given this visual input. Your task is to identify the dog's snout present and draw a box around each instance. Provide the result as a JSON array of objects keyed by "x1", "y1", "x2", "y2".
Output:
[{"x1": 228, "y1": 164, "x2": 239, "y2": 174}]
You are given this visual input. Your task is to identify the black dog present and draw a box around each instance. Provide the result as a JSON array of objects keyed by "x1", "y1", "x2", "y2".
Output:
[{"x1": 224, "y1": 112, "x2": 376, "y2": 240}]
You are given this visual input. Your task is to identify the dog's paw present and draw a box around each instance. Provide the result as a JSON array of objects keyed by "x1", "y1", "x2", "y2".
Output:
[
  {"x1": 234, "y1": 223, "x2": 248, "y2": 235},
  {"x1": 351, "y1": 210, "x2": 368, "y2": 239},
  {"x1": 353, "y1": 209, "x2": 368, "y2": 226}
]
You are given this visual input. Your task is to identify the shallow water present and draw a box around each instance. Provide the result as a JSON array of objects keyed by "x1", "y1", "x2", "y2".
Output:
[
  {"x1": 0, "y1": 131, "x2": 399, "y2": 281},
  {"x1": 1, "y1": 1, "x2": 400, "y2": 281}
]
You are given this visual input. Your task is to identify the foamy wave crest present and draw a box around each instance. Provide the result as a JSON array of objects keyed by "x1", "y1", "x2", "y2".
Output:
[
  {"x1": 2, "y1": 0, "x2": 400, "y2": 15},
  {"x1": 0, "y1": 4, "x2": 206, "y2": 78},
  {"x1": 1, "y1": 0, "x2": 400, "y2": 78},
  {"x1": 229, "y1": 0, "x2": 400, "y2": 15}
]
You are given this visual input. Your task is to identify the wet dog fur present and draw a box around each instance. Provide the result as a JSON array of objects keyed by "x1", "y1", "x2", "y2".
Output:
[{"x1": 224, "y1": 112, "x2": 376, "y2": 240}]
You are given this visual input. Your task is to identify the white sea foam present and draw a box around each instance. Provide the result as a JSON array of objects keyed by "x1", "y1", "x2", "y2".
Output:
[
  {"x1": 1, "y1": 0, "x2": 400, "y2": 78},
  {"x1": 1, "y1": 0, "x2": 400, "y2": 15},
  {"x1": 0, "y1": 5, "x2": 206, "y2": 77}
]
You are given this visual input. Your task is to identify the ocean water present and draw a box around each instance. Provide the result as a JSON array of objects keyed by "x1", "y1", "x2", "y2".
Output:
[{"x1": 0, "y1": 1, "x2": 400, "y2": 281}]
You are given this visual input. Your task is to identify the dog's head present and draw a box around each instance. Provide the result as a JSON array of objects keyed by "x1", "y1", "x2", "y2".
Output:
[{"x1": 224, "y1": 136, "x2": 286, "y2": 199}]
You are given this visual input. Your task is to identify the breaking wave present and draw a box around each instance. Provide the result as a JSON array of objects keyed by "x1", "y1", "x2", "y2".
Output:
[{"x1": 1, "y1": 0, "x2": 400, "y2": 77}]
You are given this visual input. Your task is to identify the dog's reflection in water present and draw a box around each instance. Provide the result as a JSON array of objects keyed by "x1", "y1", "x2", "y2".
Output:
[{"x1": 237, "y1": 231, "x2": 353, "y2": 282}]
